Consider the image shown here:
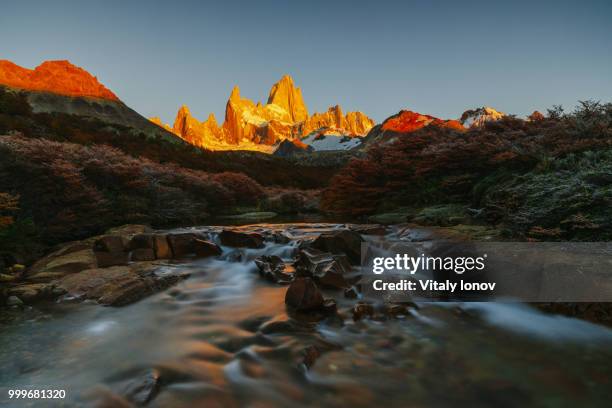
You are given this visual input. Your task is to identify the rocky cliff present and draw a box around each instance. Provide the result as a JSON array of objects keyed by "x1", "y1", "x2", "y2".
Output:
[
  {"x1": 0, "y1": 59, "x2": 182, "y2": 143},
  {"x1": 0, "y1": 60, "x2": 118, "y2": 100},
  {"x1": 157, "y1": 75, "x2": 375, "y2": 152},
  {"x1": 362, "y1": 110, "x2": 465, "y2": 147},
  {"x1": 460, "y1": 106, "x2": 505, "y2": 128}
]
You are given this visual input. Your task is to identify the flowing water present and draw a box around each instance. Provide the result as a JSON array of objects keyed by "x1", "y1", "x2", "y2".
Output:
[{"x1": 0, "y1": 224, "x2": 611, "y2": 407}]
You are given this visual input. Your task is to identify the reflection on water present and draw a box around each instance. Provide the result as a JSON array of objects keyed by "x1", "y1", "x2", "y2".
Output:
[{"x1": 0, "y1": 224, "x2": 611, "y2": 407}]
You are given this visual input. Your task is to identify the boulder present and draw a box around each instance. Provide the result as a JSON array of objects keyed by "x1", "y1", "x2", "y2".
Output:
[
  {"x1": 167, "y1": 233, "x2": 198, "y2": 258},
  {"x1": 349, "y1": 224, "x2": 387, "y2": 236},
  {"x1": 95, "y1": 251, "x2": 129, "y2": 268},
  {"x1": 129, "y1": 234, "x2": 155, "y2": 251},
  {"x1": 6, "y1": 296, "x2": 23, "y2": 307},
  {"x1": 94, "y1": 235, "x2": 126, "y2": 253},
  {"x1": 254, "y1": 255, "x2": 294, "y2": 284},
  {"x1": 352, "y1": 302, "x2": 375, "y2": 320},
  {"x1": 219, "y1": 230, "x2": 264, "y2": 248},
  {"x1": 56, "y1": 263, "x2": 188, "y2": 306},
  {"x1": 153, "y1": 235, "x2": 172, "y2": 259},
  {"x1": 8, "y1": 283, "x2": 56, "y2": 303},
  {"x1": 27, "y1": 246, "x2": 96, "y2": 281},
  {"x1": 193, "y1": 239, "x2": 222, "y2": 258},
  {"x1": 295, "y1": 248, "x2": 352, "y2": 289},
  {"x1": 106, "y1": 225, "x2": 153, "y2": 236},
  {"x1": 311, "y1": 229, "x2": 363, "y2": 264},
  {"x1": 285, "y1": 277, "x2": 324, "y2": 311},
  {"x1": 130, "y1": 249, "x2": 156, "y2": 262}
]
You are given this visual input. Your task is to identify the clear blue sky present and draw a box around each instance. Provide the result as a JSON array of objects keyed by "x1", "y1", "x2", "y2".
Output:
[{"x1": 1, "y1": 0, "x2": 611, "y2": 123}]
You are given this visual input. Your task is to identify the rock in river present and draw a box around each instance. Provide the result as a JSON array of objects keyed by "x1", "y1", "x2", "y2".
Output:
[
  {"x1": 285, "y1": 277, "x2": 325, "y2": 311},
  {"x1": 219, "y1": 230, "x2": 264, "y2": 248},
  {"x1": 311, "y1": 229, "x2": 363, "y2": 265}
]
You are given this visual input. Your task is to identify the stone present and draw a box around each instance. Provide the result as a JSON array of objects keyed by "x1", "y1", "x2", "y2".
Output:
[
  {"x1": 119, "y1": 369, "x2": 161, "y2": 405},
  {"x1": 349, "y1": 224, "x2": 387, "y2": 236},
  {"x1": 56, "y1": 264, "x2": 188, "y2": 306},
  {"x1": 352, "y1": 302, "x2": 375, "y2": 320},
  {"x1": 6, "y1": 296, "x2": 23, "y2": 307},
  {"x1": 311, "y1": 229, "x2": 364, "y2": 265},
  {"x1": 193, "y1": 239, "x2": 222, "y2": 258},
  {"x1": 167, "y1": 233, "x2": 197, "y2": 257},
  {"x1": 219, "y1": 230, "x2": 264, "y2": 248},
  {"x1": 285, "y1": 277, "x2": 324, "y2": 311},
  {"x1": 254, "y1": 255, "x2": 294, "y2": 284},
  {"x1": 294, "y1": 248, "x2": 352, "y2": 289},
  {"x1": 8, "y1": 283, "x2": 49, "y2": 303},
  {"x1": 27, "y1": 247, "x2": 96, "y2": 280},
  {"x1": 302, "y1": 345, "x2": 321, "y2": 369},
  {"x1": 105, "y1": 224, "x2": 153, "y2": 236},
  {"x1": 95, "y1": 251, "x2": 129, "y2": 268},
  {"x1": 344, "y1": 286, "x2": 359, "y2": 299},
  {"x1": 94, "y1": 235, "x2": 126, "y2": 253},
  {"x1": 153, "y1": 235, "x2": 172, "y2": 259},
  {"x1": 130, "y1": 248, "x2": 156, "y2": 262},
  {"x1": 129, "y1": 234, "x2": 155, "y2": 250}
]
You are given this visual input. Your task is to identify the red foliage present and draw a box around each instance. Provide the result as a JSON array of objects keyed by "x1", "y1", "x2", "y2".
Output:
[
  {"x1": 0, "y1": 135, "x2": 265, "y2": 243},
  {"x1": 322, "y1": 112, "x2": 612, "y2": 217}
]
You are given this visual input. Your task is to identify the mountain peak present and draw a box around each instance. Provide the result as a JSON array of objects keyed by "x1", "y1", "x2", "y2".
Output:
[
  {"x1": 267, "y1": 75, "x2": 308, "y2": 122},
  {"x1": 229, "y1": 86, "x2": 241, "y2": 102},
  {"x1": 381, "y1": 110, "x2": 465, "y2": 133},
  {"x1": 0, "y1": 59, "x2": 118, "y2": 100},
  {"x1": 460, "y1": 106, "x2": 505, "y2": 128}
]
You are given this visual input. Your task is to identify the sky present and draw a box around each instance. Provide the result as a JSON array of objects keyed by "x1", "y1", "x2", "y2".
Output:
[{"x1": 1, "y1": 0, "x2": 611, "y2": 123}]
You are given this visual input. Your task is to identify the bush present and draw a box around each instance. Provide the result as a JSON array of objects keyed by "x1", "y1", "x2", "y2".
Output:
[
  {"x1": 0, "y1": 135, "x2": 268, "y2": 247},
  {"x1": 322, "y1": 101, "x2": 612, "y2": 239}
]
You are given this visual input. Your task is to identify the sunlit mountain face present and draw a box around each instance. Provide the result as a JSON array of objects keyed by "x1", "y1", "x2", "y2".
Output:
[
  {"x1": 153, "y1": 74, "x2": 376, "y2": 153},
  {"x1": 0, "y1": 60, "x2": 118, "y2": 100}
]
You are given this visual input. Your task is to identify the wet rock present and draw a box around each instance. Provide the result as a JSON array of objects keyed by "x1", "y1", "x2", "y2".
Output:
[
  {"x1": 167, "y1": 233, "x2": 198, "y2": 258},
  {"x1": 254, "y1": 255, "x2": 294, "y2": 284},
  {"x1": 344, "y1": 286, "x2": 359, "y2": 299},
  {"x1": 153, "y1": 234, "x2": 172, "y2": 259},
  {"x1": 8, "y1": 283, "x2": 50, "y2": 303},
  {"x1": 128, "y1": 234, "x2": 154, "y2": 251},
  {"x1": 27, "y1": 246, "x2": 97, "y2": 282},
  {"x1": 6, "y1": 295, "x2": 23, "y2": 307},
  {"x1": 302, "y1": 345, "x2": 321, "y2": 369},
  {"x1": 95, "y1": 251, "x2": 129, "y2": 268},
  {"x1": 106, "y1": 224, "x2": 153, "y2": 236},
  {"x1": 352, "y1": 302, "x2": 375, "y2": 320},
  {"x1": 119, "y1": 369, "x2": 161, "y2": 405},
  {"x1": 322, "y1": 298, "x2": 337, "y2": 313},
  {"x1": 56, "y1": 264, "x2": 188, "y2": 306},
  {"x1": 130, "y1": 248, "x2": 156, "y2": 262},
  {"x1": 94, "y1": 235, "x2": 126, "y2": 253},
  {"x1": 193, "y1": 238, "x2": 222, "y2": 258},
  {"x1": 285, "y1": 277, "x2": 324, "y2": 311},
  {"x1": 94, "y1": 235, "x2": 129, "y2": 267},
  {"x1": 349, "y1": 224, "x2": 387, "y2": 236},
  {"x1": 0, "y1": 273, "x2": 19, "y2": 283},
  {"x1": 295, "y1": 248, "x2": 352, "y2": 289},
  {"x1": 311, "y1": 229, "x2": 363, "y2": 264},
  {"x1": 219, "y1": 230, "x2": 264, "y2": 248}
]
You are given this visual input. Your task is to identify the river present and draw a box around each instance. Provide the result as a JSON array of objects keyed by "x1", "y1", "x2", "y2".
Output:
[{"x1": 1, "y1": 223, "x2": 611, "y2": 407}]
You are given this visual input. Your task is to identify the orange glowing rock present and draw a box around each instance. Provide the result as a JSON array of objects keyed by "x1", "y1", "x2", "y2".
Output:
[
  {"x1": 381, "y1": 110, "x2": 464, "y2": 133},
  {"x1": 0, "y1": 60, "x2": 118, "y2": 100},
  {"x1": 160, "y1": 75, "x2": 375, "y2": 152},
  {"x1": 302, "y1": 105, "x2": 374, "y2": 136}
]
